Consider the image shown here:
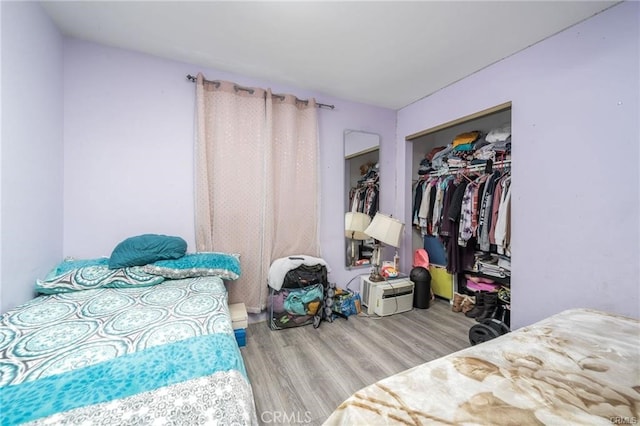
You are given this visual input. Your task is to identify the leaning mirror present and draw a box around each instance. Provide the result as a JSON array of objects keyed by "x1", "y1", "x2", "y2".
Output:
[{"x1": 344, "y1": 130, "x2": 380, "y2": 268}]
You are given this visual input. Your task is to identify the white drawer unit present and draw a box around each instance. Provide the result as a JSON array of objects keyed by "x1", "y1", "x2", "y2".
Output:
[{"x1": 229, "y1": 302, "x2": 248, "y2": 329}]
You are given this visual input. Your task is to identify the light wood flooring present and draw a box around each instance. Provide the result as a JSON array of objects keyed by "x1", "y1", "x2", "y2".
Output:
[{"x1": 240, "y1": 298, "x2": 476, "y2": 425}]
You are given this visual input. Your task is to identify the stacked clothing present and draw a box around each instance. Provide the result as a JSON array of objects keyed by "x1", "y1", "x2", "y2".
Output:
[
  {"x1": 422, "y1": 124, "x2": 512, "y2": 175},
  {"x1": 447, "y1": 131, "x2": 483, "y2": 169},
  {"x1": 474, "y1": 123, "x2": 511, "y2": 162},
  {"x1": 417, "y1": 146, "x2": 447, "y2": 175},
  {"x1": 431, "y1": 145, "x2": 454, "y2": 170},
  {"x1": 470, "y1": 253, "x2": 511, "y2": 279},
  {"x1": 486, "y1": 123, "x2": 511, "y2": 146},
  {"x1": 453, "y1": 131, "x2": 481, "y2": 148}
]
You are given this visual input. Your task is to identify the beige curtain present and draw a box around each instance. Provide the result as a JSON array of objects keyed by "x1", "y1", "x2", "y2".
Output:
[
  {"x1": 195, "y1": 74, "x2": 319, "y2": 313},
  {"x1": 267, "y1": 91, "x2": 320, "y2": 260}
]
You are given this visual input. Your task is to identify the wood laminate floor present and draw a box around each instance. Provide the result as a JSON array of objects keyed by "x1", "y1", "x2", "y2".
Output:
[{"x1": 240, "y1": 298, "x2": 476, "y2": 425}]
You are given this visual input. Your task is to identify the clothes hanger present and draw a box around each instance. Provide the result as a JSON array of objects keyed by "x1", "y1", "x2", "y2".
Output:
[{"x1": 457, "y1": 169, "x2": 475, "y2": 183}]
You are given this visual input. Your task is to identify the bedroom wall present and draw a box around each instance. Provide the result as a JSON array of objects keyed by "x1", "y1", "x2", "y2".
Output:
[
  {"x1": 396, "y1": 1, "x2": 639, "y2": 329},
  {"x1": 0, "y1": 2, "x2": 64, "y2": 313},
  {"x1": 62, "y1": 39, "x2": 396, "y2": 291}
]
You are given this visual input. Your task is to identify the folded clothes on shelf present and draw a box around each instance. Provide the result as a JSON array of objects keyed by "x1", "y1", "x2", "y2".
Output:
[
  {"x1": 466, "y1": 280, "x2": 500, "y2": 292},
  {"x1": 497, "y1": 257, "x2": 511, "y2": 271},
  {"x1": 477, "y1": 262, "x2": 509, "y2": 278},
  {"x1": 472, "y1": 252, "x2": 511, "y2": 278}
]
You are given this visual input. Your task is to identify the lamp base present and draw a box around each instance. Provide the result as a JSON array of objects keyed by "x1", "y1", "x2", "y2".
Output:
[
  {"x1": 369, "y1": 244, "x2": 385, "y2": 282},
  {"x1": 369, "y1": 271, "x2": 385, "y2": 282}
]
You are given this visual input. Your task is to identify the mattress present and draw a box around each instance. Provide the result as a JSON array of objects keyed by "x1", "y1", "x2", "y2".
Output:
[
  {"x1": 0, "y1": 276, "x2": 257, "y2": 425},
  {"x1": 324, "y1": 308, "x2": 640, "y2": 425}
]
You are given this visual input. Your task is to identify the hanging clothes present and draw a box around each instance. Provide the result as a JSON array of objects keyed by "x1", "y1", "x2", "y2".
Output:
[
  {"x1": 494, "y1": 177, "x2": 511, "y2": 256},
  {"x1": 349, "y1": 165, "x2": 379, "y2": 218},
  {"x1": 413, "y1": 167, "x2": 511, "y2": 274},
  {"x1": 477, "y1": 170, "x2": 502, "y2": 252}
]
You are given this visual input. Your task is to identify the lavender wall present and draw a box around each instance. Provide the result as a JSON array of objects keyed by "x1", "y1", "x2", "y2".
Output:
[
  {"x1": 0, "y1": 2, "x2": 64, "y2": 312},
  {"x1": 62, "y1": 39, "x2": 396, "y2": 290},
  {"x1": 396, "y1": 2, "x2": 639, "y2": 328}
]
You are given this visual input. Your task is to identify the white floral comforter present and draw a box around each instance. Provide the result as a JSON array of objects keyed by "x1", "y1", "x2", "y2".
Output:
[
  {"x1": 324, "y1": 308, "x2": 640, "y2": 426},
  {"x1": 1, "y1": 276, "x2": 257, "y2": 425}
]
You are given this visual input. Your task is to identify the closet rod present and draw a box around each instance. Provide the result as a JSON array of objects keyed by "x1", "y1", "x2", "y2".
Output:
[
  {"x1": 427, "y1": 159, "x2": 511, "y2": 178},
  {"x1": 186, "y1": 74, "x2": 335, "y2": 110}
]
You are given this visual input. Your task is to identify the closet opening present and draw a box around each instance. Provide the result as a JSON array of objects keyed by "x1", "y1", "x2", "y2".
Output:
[{"x1": 405, "y1": 102, "x2": 512, "y2": 331}]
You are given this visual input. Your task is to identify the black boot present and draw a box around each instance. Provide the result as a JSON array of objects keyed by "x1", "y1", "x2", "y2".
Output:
[
  {"x1": 465, "y1": 292, "x2": 484, "y2": 318},
  {"x1": 476, "y1": 292, "x2": 499, "y2": 322}
]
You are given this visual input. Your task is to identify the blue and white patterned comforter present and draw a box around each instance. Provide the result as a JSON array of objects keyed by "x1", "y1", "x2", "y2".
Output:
[{"x1": 0, "y1": 277, "x2": 257, "y2": 425}]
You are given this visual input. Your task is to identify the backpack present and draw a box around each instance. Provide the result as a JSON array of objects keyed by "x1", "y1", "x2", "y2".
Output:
[{"x1": 282, "y1": 263, "x2": 327, "y2": 289}]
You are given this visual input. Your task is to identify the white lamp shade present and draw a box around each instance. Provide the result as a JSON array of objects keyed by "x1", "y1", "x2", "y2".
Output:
[
  {"x1": 364, "y1": 213, "x2": 404, "y2": 247},
  {"x1": 345, "y1": 212, "x2": 371, "y2": 240}
]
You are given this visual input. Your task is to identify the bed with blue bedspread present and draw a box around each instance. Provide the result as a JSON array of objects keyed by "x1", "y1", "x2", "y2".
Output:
[{"x1": 0, "y1": 252, "x2": 257, "y2": 425}]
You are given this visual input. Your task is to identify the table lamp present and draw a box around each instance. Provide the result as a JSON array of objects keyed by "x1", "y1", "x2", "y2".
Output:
[
  {"x1": 345, "y1": 212, "x2": 371, "y2": 267},
  {"x1": 364, "y1": 212, "x2": 405, "y2": 282}
]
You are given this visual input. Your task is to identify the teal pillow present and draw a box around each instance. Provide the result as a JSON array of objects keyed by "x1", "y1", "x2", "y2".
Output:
[{"x1": 109, "y1": 234, "x2": 187, "y2": 269}]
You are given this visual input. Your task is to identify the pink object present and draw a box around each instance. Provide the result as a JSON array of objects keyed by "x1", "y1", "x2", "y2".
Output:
[
  {"x1": 465, "y1": 274, "x2": 495, "y2": 284},
  {"x1": 466, "y1": 280, "x2": 500, "y2": 292},
  {"x1": 413, "y1": 249, "x2": 430, "y2": 269}
]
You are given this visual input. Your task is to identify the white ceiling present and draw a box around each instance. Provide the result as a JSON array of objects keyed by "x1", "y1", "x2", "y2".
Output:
[{"x1": 40, "y1": 1, "x2": 618, "y2": 110}]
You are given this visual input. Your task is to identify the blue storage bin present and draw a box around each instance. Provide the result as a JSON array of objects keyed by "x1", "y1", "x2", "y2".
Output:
[
  {"x1": 234, "y1": 328, "x2": 246, "y2": 347},
  {"x1": 423, "y1": 235, "x2": 447, "y2": 266}
]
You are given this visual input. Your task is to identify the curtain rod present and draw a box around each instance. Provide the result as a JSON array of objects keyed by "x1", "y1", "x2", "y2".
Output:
[{"x1": 186, "y1": 74, "x2": 335, "y2": 110}]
